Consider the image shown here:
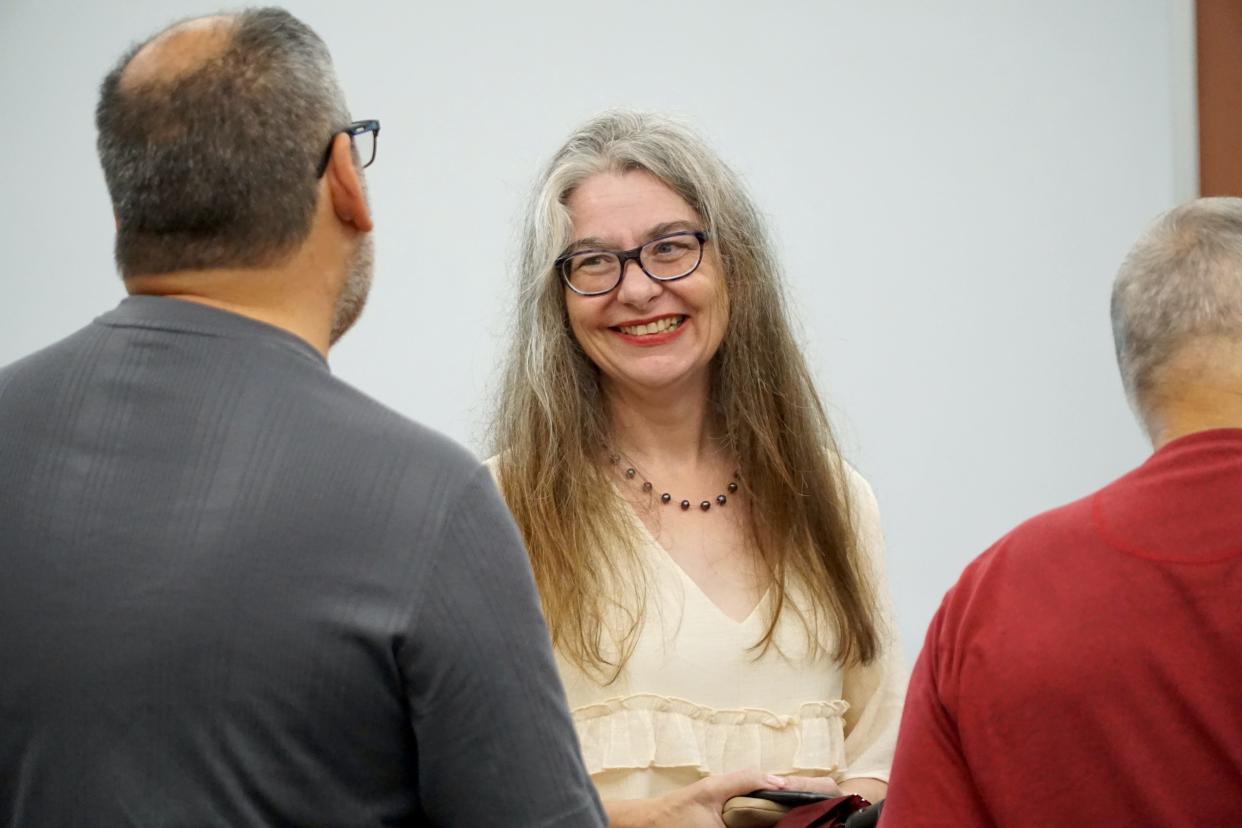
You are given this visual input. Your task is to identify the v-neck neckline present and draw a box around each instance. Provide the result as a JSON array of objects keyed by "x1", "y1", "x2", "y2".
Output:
[{"x1": 619, "y1": 496, "x2": 770, "y2": 627}]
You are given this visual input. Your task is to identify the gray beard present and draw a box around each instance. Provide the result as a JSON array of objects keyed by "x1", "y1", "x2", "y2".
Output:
[{"x1": 329, "y1": 233, "x2": 374, "y2": 345}]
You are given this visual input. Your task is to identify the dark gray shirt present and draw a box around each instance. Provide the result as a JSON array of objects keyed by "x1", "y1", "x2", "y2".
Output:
[{"x1": 0, "y1": 296, "x2": 604, "y2": 828}]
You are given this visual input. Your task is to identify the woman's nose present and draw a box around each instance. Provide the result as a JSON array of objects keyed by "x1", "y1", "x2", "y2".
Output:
[{"x1": 616, "y1": 258, "x2": 662, "y2": 306}]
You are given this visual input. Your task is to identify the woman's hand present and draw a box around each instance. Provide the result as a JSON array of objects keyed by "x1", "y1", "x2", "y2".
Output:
[
  {"x1": 781, "y1": 773, "x2": 885, "y2": 804},
  {"x1": 837, "y1": 776, "x2": 886, "y2": 804},
  {"x1": 606, "y1": 769, "x2": 787, "y2": 828},
  {"x1": 773, "y1": 774, "x2": 843, "y2": 797}
]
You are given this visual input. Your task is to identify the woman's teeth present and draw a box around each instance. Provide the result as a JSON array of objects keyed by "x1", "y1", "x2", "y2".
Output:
[{"x1": 618, "y1": 316, "x2": 685, "y2": 336}]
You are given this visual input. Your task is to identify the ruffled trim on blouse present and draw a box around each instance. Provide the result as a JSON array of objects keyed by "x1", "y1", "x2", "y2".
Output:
[{"x1": 572, "y1": 693, "x2": 849, "y2": 775}]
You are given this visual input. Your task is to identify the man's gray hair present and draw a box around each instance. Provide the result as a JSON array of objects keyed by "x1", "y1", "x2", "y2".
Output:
[
  {"x1": 96, "y1": 7, "x2": 350, "y2": 278},
  {"x1": 1112, "y1": 197, "x2": 1242, "y2": 410}
]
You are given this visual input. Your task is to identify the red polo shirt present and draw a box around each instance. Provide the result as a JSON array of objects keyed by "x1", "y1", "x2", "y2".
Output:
[{"x1": 881, "y1": 429, "x2": 1242, "y2": 826}]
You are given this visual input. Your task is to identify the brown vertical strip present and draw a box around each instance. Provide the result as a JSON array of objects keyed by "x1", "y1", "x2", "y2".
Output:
[{"x1": 1198, "y1": 0, "x2": 1242, "y2": 195}]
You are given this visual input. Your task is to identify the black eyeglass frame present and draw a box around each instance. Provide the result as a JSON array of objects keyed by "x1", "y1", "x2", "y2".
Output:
[
  {"x1": 556, "y1": 230, "x2": 710, "y2": 297},
  {"x1": 316, "y1": 119, "x2": 381, "y2": 177}
]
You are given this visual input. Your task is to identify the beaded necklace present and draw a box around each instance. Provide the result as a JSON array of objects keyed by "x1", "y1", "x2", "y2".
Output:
[{"x1": 608, "y1": 451, "x2": 739, "y2": 512}]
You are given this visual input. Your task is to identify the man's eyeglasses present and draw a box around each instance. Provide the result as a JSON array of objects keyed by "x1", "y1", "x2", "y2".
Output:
[
  {"x1": 557, "y1": 230, "x2": 710, "y2": 296},
  {"x1": 316, "y1": 119, "x2": 380, "y2": 177}
]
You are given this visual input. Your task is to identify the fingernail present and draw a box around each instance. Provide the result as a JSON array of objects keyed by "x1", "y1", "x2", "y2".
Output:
[{"x1": 765, "y1": 775, "x2": 787, "y2": 788}]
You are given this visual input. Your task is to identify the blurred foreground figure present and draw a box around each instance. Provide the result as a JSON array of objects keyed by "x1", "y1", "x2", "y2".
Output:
[
  {"x1": 881, "y1": 198, "x2": 1242, "y2": 827},
  {"x1": 0, "y1": 9, "x2": 603, "y2": 827}
]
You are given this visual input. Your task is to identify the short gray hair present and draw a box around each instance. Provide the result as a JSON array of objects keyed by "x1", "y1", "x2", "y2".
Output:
[
  {"x1": 1112, "y1": 197, "x2": 1242, "y2": 409},
  {"x1": 96, "y1": 7, "x2": 350, "y2": 277}
]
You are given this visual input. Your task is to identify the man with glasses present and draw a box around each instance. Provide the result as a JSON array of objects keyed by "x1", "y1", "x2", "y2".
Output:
[{"x1": 0, "y1": 8, "x2": 603, "y2": 827}]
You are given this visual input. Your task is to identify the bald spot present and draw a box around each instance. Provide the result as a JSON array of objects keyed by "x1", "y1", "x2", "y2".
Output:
[{"x1": 121, "y1": 15, "x2": 236, "y2": 91}]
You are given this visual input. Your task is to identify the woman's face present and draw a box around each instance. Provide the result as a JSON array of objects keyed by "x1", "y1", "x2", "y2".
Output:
[{"x1": 562, "y1": 169, "x2": 729, "y2": 400}]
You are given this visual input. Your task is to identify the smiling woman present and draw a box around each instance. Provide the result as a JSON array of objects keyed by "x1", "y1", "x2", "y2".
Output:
[
  {"x1": 489, "y1": 110, "x2": 906, "y2": 827},
  {"x1": 562, "y1": 170, "x2": 728, "y2": 396}
]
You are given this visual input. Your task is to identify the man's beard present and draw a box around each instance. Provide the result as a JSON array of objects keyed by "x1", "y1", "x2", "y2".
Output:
[{"x1": 329, "y1": 233, "x2": 374, "y2": 345}]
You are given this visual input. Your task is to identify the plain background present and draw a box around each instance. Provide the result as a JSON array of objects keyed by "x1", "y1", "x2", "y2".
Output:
[{"x1": 0, "y1": 0, "x2": 1197, "y2": 664}]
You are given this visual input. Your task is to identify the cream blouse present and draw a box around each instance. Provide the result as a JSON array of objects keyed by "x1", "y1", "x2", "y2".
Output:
[{"x1": 487, "y1": 459, "x2": 906, "y2": 801}]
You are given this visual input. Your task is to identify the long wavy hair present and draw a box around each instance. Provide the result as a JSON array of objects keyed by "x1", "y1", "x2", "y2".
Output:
[{"x1": 492, "y1": 110, "x2": 880, "y2": 683}]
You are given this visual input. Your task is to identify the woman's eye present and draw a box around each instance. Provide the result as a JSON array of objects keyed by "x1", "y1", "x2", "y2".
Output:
[
  {"x1": 651, "y1": 239, "x2": 692, "y2": 257},
  {"x1": 573, "y1": 254, "x2": 616, "y2": 274}
]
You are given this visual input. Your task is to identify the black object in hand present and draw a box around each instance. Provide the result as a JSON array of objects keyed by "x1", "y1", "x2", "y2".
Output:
[{"x1": 743, "y1": 789, "x2": 833, "y2": 806}]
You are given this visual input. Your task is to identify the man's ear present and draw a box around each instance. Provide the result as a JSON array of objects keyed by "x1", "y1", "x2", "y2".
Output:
[{"x1": 325, "y1": 132, "x2": 374, "y2": 233}]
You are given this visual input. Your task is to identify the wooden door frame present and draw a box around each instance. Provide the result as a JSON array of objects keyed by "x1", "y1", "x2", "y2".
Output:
[{"x1": 1198, "y1": 0, "x2": 1242, "y2": 195}]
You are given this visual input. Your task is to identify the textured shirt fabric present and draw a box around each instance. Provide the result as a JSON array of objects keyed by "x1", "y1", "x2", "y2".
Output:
[
  {"x1": 488, "y1": 458, "x2": 906, "y2": 802},
  {"x1": 0, "y1": 296, "x2": 605, "y2": 828},
  {"x1": 880, "y1": 428, "x2": 1242, "y2": 827}
]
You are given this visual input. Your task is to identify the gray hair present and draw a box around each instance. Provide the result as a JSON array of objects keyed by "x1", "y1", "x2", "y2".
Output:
[
  {"x1": 1112, "y1": 197, "x2": 1242, "y2": 411},
  {"x1": 506, "y1": 109, "x2": 788, "y2": 428},
  {"x1": 95, "y1": 7, "x2": 350, "y2": 278},
  {"x1": 492, "y1": 111, "x2": 881, "y2": 673}
]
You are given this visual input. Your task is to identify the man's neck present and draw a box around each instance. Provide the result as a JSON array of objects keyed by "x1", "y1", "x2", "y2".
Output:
[
  {"x1": 1144, "y1": 340, "x2": 1242, "y2": 450},
  {"x1": 1150, "y1": 390, "x2": 1242, "y2": 449},
  {"x1": 124, "y1": 262, "x2": 335, "y2": 357}
]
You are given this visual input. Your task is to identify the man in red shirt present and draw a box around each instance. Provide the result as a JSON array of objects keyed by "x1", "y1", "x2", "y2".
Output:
[{"x1": 881, "y1": 198, "x2": 1242, "y2": 826}]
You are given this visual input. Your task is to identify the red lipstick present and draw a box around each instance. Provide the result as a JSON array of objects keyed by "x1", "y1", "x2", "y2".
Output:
[{"x1": 609, "y1": 314, "x2": 689, "y2": 347}]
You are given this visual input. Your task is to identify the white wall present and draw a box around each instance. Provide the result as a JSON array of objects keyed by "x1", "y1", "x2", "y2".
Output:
[{"x1": 0, "y1": 0, "x2": 1194, "y2": 664}]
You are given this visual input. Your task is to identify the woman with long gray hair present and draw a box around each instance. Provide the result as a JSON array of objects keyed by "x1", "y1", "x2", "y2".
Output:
[{"x1": 490, "y1": 111, "x2": 904, "y2": 826}]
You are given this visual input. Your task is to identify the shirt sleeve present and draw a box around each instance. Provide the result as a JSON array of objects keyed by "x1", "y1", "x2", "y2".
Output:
[
  {"x1": 840, "y1": 466, "x2": 907, "y2": 783},
  {"x1": 398, "y1": 464, "x2": 606, "y2": 827},
  {"x1": 878, "y1": 595, "x2": 995, "y2": 826}
]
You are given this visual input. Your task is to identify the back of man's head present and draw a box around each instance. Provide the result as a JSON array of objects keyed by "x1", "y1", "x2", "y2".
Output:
[
  {"x1": 96, "y1": 8, "x2": 349, "y2": 279},
  {"x1": 1111, "y1": 197, "x2": 1242, "y2": 431}
]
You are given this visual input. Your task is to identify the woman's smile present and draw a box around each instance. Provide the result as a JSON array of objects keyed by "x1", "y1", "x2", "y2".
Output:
[
  {"x1": 564, "y1": 169, "x2": 728, "y2": 395},
  {"x1": 610, "y1": 313, "x2": 689, "y2": 346}
]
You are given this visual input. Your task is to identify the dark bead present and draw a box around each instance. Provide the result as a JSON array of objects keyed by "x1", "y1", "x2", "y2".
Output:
[
  {"x1": 625, "y1": 468, "x2": 636, "y2": 478},
  {"x1": 661, "y1": 493, "x2": 672, "y2": 504},
  {"x1": 700, "y1": 501, "x2": 711, "y2": 511},
  {"x1": 680, "y1": 500, "x2": 691, "y2": 510},
  {"x1": 642, "y1": 481, "x2": 653, "y2": 492},
  {"x1": 716, "y1": 494, "x2": 727, "y2": 505},
  {"x1": 727, "y1": 482, "x2": 738, "y2": 493}
]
